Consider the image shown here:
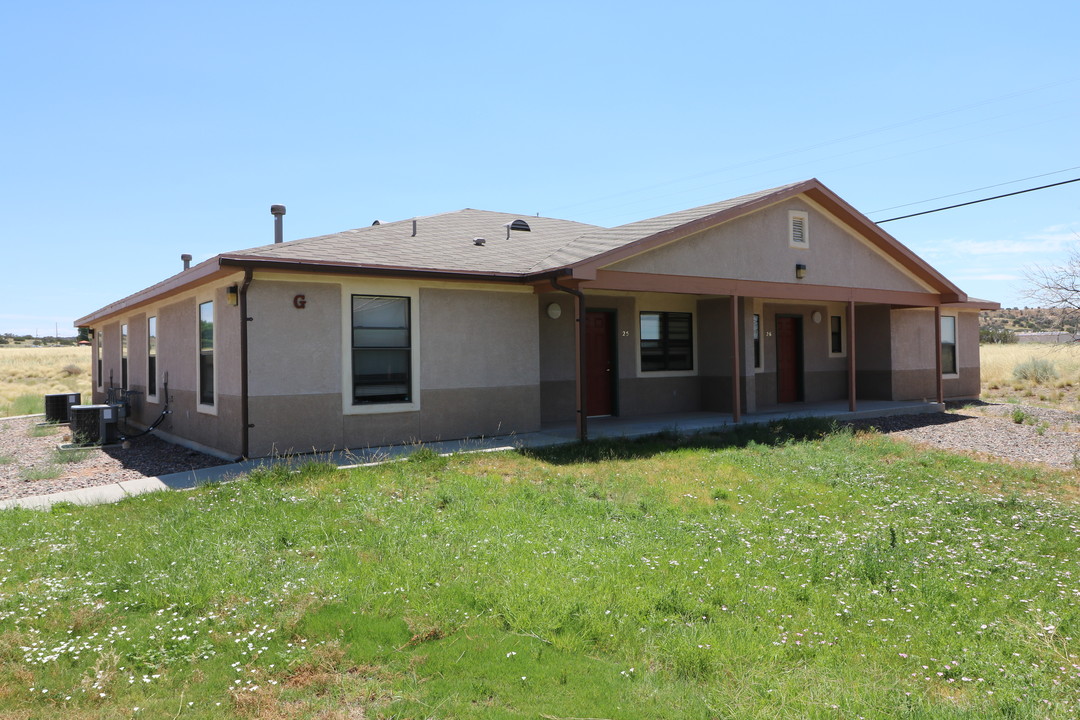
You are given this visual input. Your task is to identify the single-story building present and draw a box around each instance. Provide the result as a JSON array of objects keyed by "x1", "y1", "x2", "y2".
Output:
[{"x1": 76, "y1": 179, "x2": 997, "y2": 459}]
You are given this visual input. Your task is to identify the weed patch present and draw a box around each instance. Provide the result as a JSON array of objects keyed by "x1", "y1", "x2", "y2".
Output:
[
  {"x1": 28, "y1": 424, "x2": 59, "y2": 438},
  {"x1": 19, "y1": 464, "x2": 60, "y2": 481}
]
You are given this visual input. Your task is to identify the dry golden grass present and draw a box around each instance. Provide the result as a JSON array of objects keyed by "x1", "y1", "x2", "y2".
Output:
[
  {"x1": 980, "y1": 342, "x2": 1080, "y2": 410},
  {"x1": 0, "y1": 346, "x2": 93, "y2": 417}
]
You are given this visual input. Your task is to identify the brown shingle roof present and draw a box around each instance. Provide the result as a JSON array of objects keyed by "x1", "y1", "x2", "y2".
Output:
[
  {"x1": 76, "y1": 179, "x2": 975, "y2": 326},
  {"x1": 226, "y1": 209, "x2": 602, "y2": 275},
  {"x1": 223, "y1": 183, "x2": 809, "y2": 276}
]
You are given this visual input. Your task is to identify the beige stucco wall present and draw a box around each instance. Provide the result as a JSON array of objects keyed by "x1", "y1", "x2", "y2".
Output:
[
  {"x1": 248, "y1": 281, "x2": 342, "y2": 397},
  {"x1": 888, "y1": 308, "x2": 980, "y2": 400},
  {"x1": 243, "y1": 278, "x2": 544, "y2": 456},
  {"x1": 419, "y1": 288, "x2": 539, "y2": 389},
  {"x1": 88, "y1": 279, "x2": 245, "y2": 457},
  {"x1": 607, "y1": 199, "x2": 930, "y2": 294}
]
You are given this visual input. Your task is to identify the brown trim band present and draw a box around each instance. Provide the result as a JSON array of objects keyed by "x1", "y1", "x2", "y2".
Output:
[{"x1": 584, "y1": 270, "x2": 957, "y2": 306}]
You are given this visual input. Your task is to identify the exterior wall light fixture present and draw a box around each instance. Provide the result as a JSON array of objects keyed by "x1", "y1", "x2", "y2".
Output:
[
  {"x1": 226, "y1": 285, "x2": 239, "y2": 306},
  {"x1": 795, "y1": 264, "x2": 807, "y2": 280}
]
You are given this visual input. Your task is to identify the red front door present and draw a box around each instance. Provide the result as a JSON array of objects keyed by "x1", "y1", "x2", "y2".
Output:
[
  {"x1": 776, "y1": 316, "x2": 802, "y2": 403},
  {"x1": 586, "y1": 310, "x2": 615, "y2": 416}
]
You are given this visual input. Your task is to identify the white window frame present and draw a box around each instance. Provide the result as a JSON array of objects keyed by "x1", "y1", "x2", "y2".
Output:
[
  {"x1": 789, "y1": 210, "x2": 809, "y2": 249},
  {"x1": 146, "y1": 316, "x2": 159, "y2": 403},
  {"x1": 341, "y1": 280, "x2": 421, "y2": 416},
  {"x1": 196, "y1": 298, "x2": 218, "y2": 415},
  {"x1": 941, "y1": 314, "x2": 958, "y2": 378}
]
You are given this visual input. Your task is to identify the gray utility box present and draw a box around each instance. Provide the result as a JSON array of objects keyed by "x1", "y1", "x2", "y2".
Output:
[{"x1": 69, "y1": 404, "x2": 119, "y2": 446}]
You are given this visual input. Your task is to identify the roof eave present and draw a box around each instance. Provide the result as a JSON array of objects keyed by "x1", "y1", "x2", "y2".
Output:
[
  {"x1": 218, "y1": 255, "x2": 573, "y2": 283},
  {"x1": 75, "y1": 257, "x2": 235, "y2": 327}
]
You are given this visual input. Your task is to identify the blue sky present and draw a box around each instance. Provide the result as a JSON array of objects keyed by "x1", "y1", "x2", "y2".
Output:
[{"x1": 2, "y1": 0, "x2": 1078, "y2": 335}]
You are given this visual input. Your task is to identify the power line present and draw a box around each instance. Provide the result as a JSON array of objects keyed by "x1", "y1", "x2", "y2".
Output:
[
  {"x1": 868, "y1": 165, "x2": 1080, "y2": 214},
  {"x1": 875, "y1": 177, "x2": 1080, "y2": 223},
  {"x1": 545, "y1": 77, "x2": 1080, "y2": 218}
]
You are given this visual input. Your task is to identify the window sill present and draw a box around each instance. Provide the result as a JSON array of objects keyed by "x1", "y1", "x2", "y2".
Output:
[
  {"x1": 197, "y1": 403, "x2": 218, "y2": 416},
  {"x1": 637, "y1": 369, "x2": 697, "y2": 379},
  {"x1": 344, "y1": 399, "x2": 420, "y2": 416}
]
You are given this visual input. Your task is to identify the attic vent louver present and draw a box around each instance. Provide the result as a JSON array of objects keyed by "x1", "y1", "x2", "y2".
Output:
[
  {"x1": 791, "y1": 217, "x2": 805, "y2": 243},
  {"x1": 474, "y1": 238, "x2": 486, "y2": 246},
  {"x1": 371, "y1": 220, "x2": 382, "y2": 226},
  {"x1": 505, "y1": 219, "x2": 531, "y2": 239}
]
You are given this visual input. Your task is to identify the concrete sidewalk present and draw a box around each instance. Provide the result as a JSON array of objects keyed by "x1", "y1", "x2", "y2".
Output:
[{"x1": 0, "y1": 399, "x2": 943, "y2": 511}]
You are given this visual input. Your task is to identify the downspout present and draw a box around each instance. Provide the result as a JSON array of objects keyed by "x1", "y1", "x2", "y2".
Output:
[
  {"x1": 550, "y1": 276, "x2": 588, "y2": 442},
  {"x1": 239, "y1": 267, "x2": 253, "y2": 459}
]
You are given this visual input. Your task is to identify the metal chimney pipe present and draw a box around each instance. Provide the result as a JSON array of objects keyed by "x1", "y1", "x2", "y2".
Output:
[
  {"x1": 270, "y1": 204, "x2": 286, "y2": 244},
  {"x1": 181, "y1": 253, "x2": 192, "y2": 270},
  {"x1": 411, "y1": 219, "x2": 417, "y2": 237}
]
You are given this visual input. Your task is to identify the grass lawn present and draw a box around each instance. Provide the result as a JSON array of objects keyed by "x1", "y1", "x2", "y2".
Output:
[{"x1": 0, "y1": 420, "x2": 1078, "y2": 718}]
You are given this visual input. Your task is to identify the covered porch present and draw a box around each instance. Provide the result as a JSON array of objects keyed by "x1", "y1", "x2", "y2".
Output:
[
  {"x1": 538, "y1": 398, "x2": 945, "y2": 442},
  {"x1": 538, "y1": 281, "x2": 970, "y2": 442}
]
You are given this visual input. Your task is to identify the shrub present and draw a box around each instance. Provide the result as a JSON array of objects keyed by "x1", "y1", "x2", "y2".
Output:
[
  {"x1": 980, "y1": 327, "x2": 1016, "y2": 344},
  {"x1": 1012, "y1": 358, "x2": 1058, "y2": 384}
]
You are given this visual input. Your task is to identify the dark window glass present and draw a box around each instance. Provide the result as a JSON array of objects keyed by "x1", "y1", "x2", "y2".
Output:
[
  {"x1": 148, "y1": 317, "x2": 157, "y2": 397},
  {"x1": 830, "y1": 315, "x2": 843, "y2": 354},
  {"x1": 640, "y1": 311, "x2": 693, "y2": 372},
  {"x1": 941, "y1": 316, "x2": 957, "y2": 375},
  {"x1": 96, "y1": 331, "x2": 103, "y2": 388},
  {"x1": 121, "y1": 324, "x2": 128, "y2": 389},
  {"x1": 199, "y1": 301, "x2": 214, "y2": 405},
  {"x1": 352, "y1": 295, "x2": 410, "y2": 404},
  {"x1": 753, "y1": 314, "x2": 761, "y2": 368}
]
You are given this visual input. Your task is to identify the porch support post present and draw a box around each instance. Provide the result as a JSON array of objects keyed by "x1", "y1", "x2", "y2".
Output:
[
  {"x1": 847, "y1": 300, "x2": 857, "y2": 413},
  {"x1": 934, "y1": 305, "x2": 943, "y2": 404},
  {"x1": 576, "y1": 291, "x2": 588, "y2": 441},
  {"x1": 730, "y1": 295, "x2": 741, "y2": 423},
  {"x1": 550, "y1": 276, "x2": 588, "y2": 441}
]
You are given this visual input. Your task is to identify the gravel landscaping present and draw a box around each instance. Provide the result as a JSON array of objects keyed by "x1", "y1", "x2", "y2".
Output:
[
  {"x1": 2, "y1": 401, "x2": 1078, "y2": 503},
  {"x1": 0, "y1": 416, "x2": 228, "y2": 501},
  {"x1": 849, "y1": 401, "x2": 1080, "y2": 470}
]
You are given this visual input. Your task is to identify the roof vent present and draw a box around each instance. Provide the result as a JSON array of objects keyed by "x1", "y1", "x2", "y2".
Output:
[
  {"x1": 412, "y1": 219, "x2": 417, "y2": 237},
  {"x1": 505, "y1": 219, "x2": 531, "y2": 239},
  {"x1": 474, "y1": 237, "x2": 486, "y2": 246},
  {"x1": 181, "y1": 253, "x2": 192, "y2": 270},
  {"x1": 371, "y1": 220, "x2": 382, "y2": 226},
  {"x1": 270, "y1": 204, "x2": 286, "y2": 244}
]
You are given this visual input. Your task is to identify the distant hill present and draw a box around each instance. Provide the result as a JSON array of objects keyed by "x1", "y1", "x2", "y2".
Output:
[
  {"x1": 0, "y1": 333, "x2": 80, "y2": 347},
  {"x1": 980, "y1": 307, "x2": 1078, "y2": 334}
]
